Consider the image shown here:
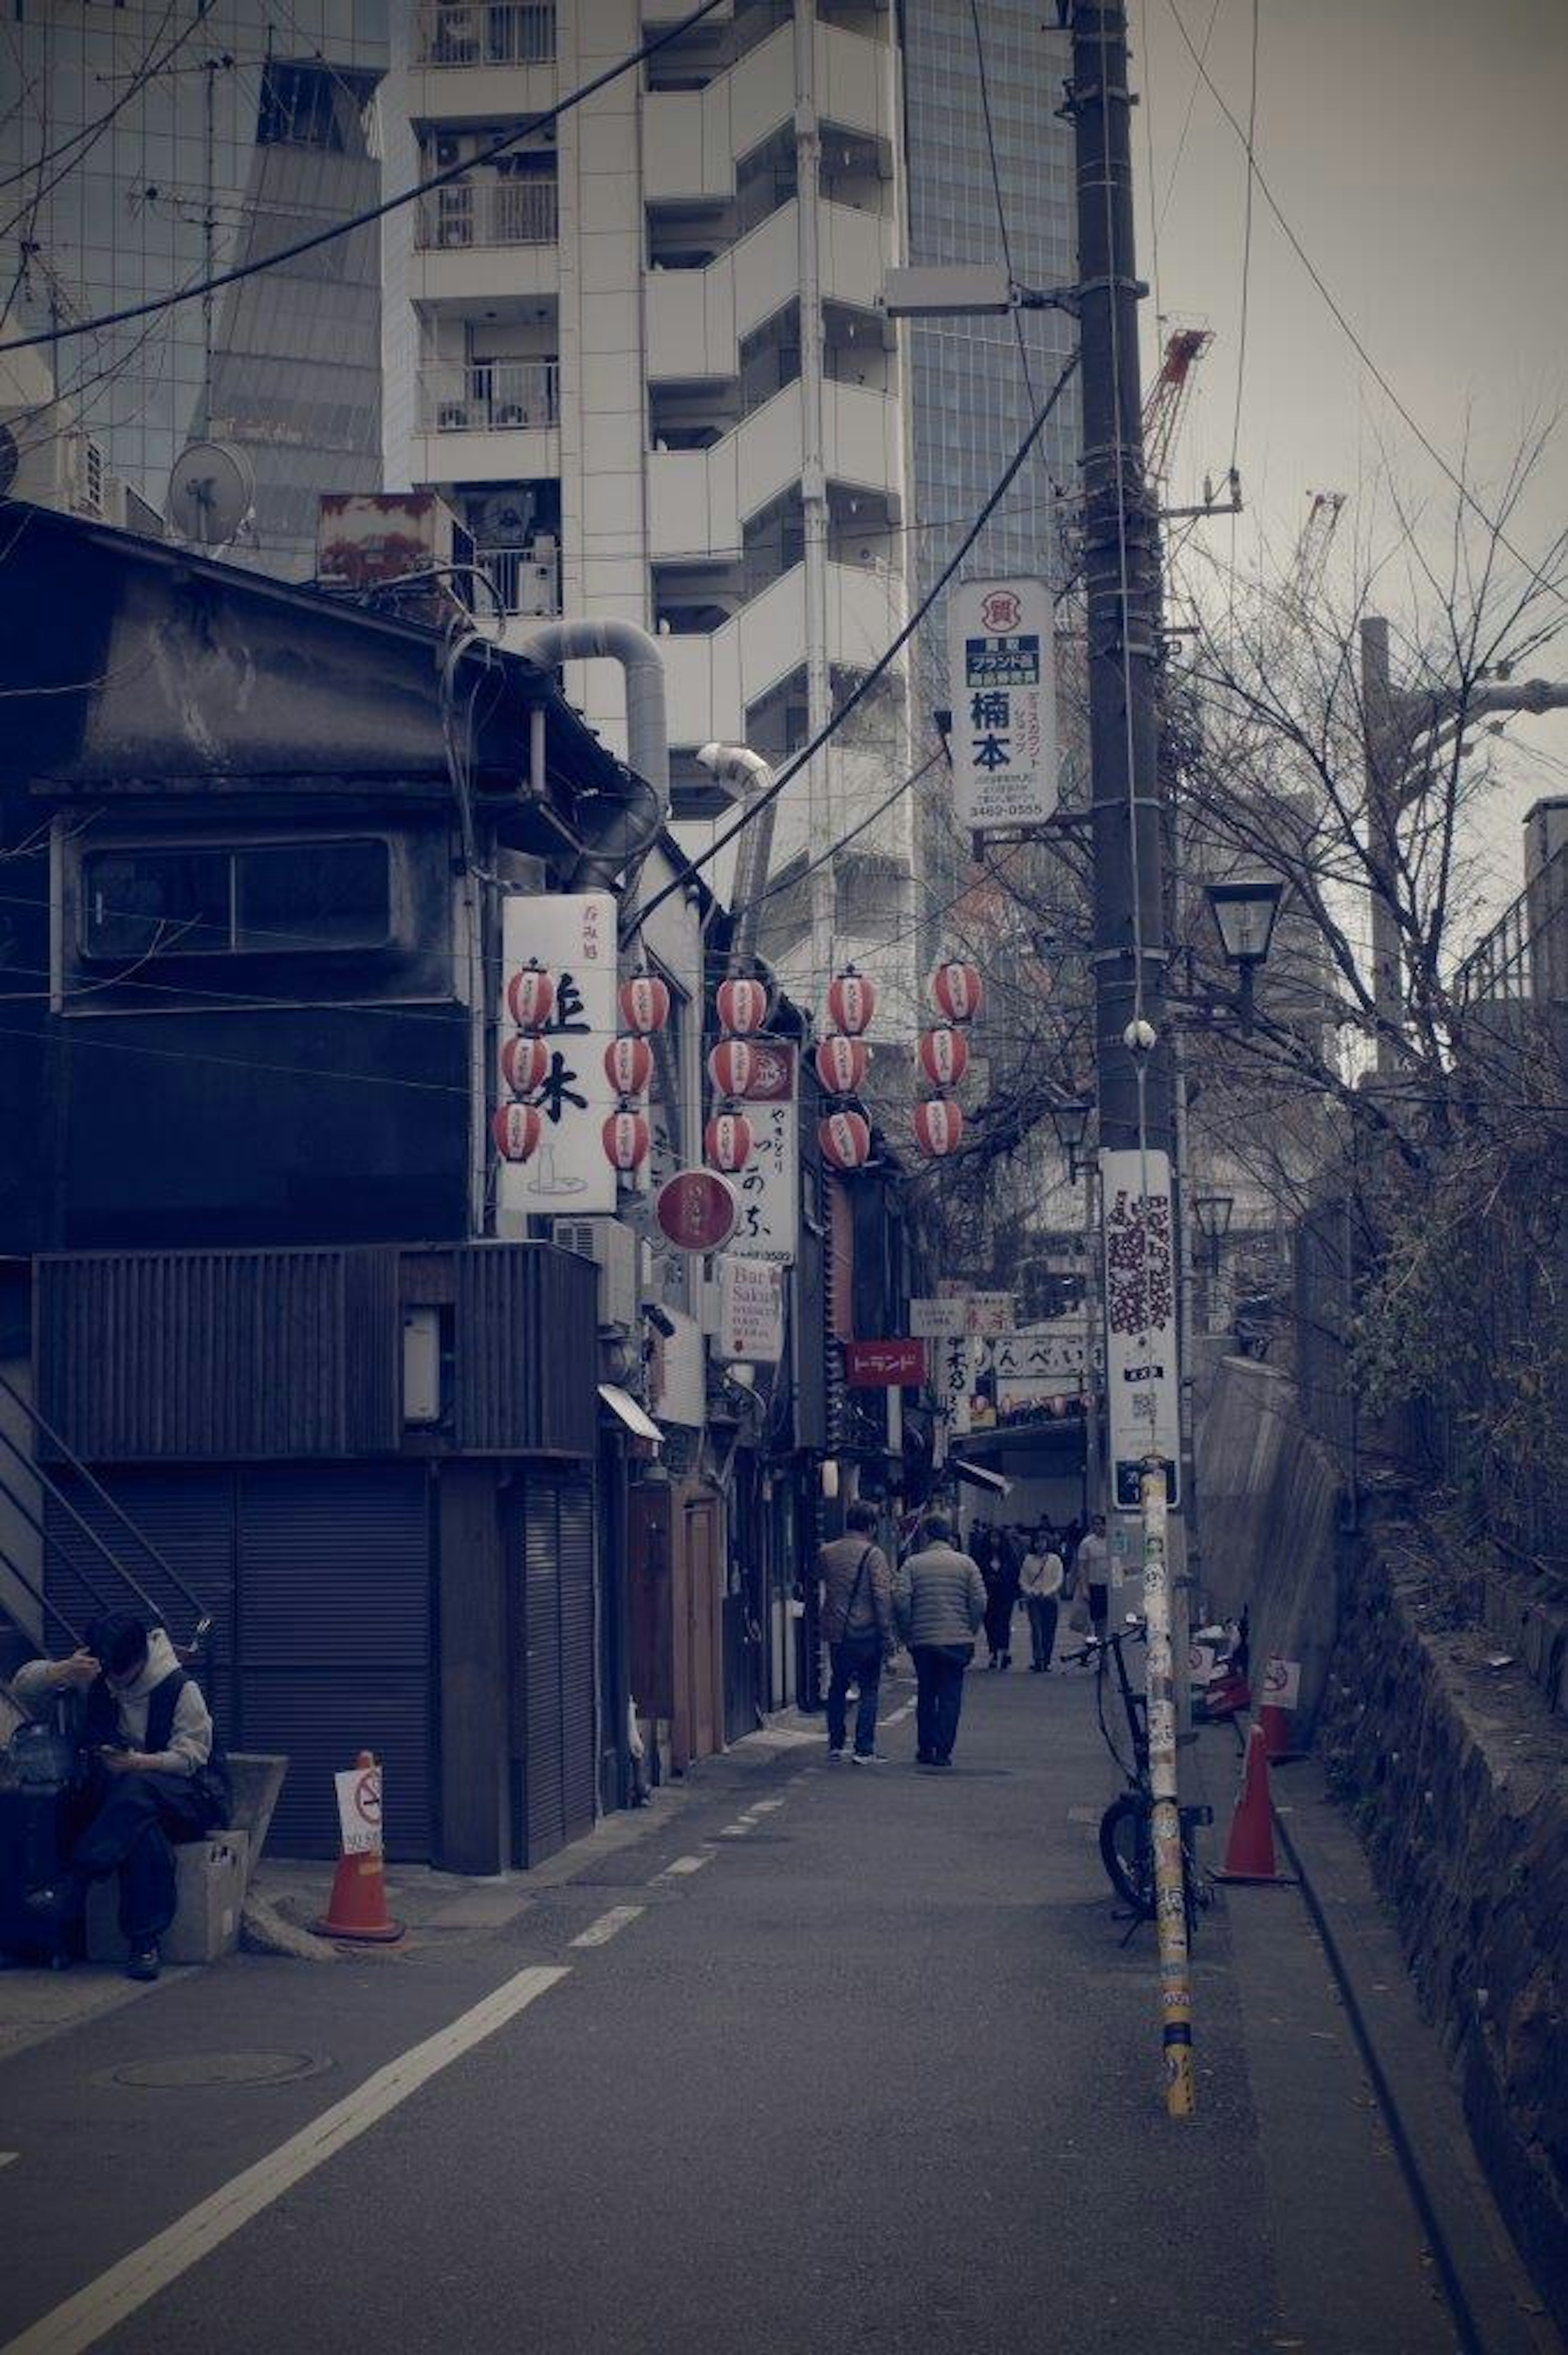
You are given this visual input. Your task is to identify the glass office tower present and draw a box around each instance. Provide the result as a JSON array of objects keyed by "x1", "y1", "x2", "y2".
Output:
[{"x1": 0, "y1": 0, "x2": 387, "y2": 576}]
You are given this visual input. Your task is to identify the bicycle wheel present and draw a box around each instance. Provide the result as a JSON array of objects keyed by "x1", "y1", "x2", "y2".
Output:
[{"x1": 1099, "y1": 1791, "x2": 1156, "y2": 1918}]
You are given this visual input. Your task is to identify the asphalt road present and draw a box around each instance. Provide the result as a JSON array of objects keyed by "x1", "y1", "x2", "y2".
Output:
[{"x1": 0, "y1": 1660, "x2": 1466, "y2": 2355}]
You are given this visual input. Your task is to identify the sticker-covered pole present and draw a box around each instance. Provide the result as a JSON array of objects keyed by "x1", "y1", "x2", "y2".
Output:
[{"x1": 1141, "y1": 1461, "x2": 1194, "y2": 2116}]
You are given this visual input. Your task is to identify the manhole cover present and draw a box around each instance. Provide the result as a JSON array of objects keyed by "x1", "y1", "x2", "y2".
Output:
[{"x1": 107, "y1": 2050, "x2": 330, "y2": 2091}]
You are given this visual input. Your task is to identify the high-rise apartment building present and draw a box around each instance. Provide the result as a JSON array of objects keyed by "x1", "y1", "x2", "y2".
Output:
[
  {"x1": 0, "y1": 0, "x2": 387, "y2": 575},
  {"x1": 382, "y1": 0, "x2": 918, "y2": 1020}
]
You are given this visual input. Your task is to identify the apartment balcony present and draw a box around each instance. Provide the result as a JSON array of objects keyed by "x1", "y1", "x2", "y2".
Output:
[
  {"x1": 416, "y1": 180, "x2": 557, "y2": 251},
  {"x1": 416, "y1": 2, "x2": 555, "y2": 66},
  {"x1": 648, "y1": 379, "x2": 900, "y2": 559},
  {"x1": 411, "y1": 361, "x2": 561, "y2": 486},
  {"x1": 474, "y1": 544, "x2": 559, "y2": 619},
  {"x1": 411, "y1": 181, "x2": 559, "y2": 308},
  {"x1": 659, "y1": 558, "x2": 903, "y2": 744},
  {"x1": 646, "y1": 198, "x2": 895, "y2": 381},
  {"x1": 644, "y1": 20, "x2": 893, "y2": 204}
]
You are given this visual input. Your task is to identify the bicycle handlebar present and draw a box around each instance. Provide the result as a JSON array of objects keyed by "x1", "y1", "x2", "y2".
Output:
[{"x1": 1060, "y1": 1617, "x2": 1148, "y2": 1667}]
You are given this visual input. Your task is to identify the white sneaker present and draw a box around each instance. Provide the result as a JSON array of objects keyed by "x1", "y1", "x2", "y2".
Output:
[{"x1": 850, "y1": 1751, "x2": 883, "y2": 1765}]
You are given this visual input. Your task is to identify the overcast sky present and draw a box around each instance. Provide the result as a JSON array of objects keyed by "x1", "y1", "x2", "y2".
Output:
[{"x1": 1125, "y1": 0, "x2": 1568, "y2": 936}]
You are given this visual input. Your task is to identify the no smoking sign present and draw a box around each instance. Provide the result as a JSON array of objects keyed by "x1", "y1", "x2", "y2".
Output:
[{"x1": 334, "y1": 1761, "x2": 385, "y2": 1856}]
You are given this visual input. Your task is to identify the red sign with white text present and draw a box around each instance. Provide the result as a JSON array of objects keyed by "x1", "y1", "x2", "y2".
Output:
[
  {"x1": 844, "y1": 1339, "x2": 927, "y2": 1388},
  {"x1": 655, "y1": 1170, "x2": 737, "y2": 1253}
]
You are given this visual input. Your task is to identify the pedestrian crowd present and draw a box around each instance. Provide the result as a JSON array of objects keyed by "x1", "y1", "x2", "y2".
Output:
[{"x1": 816, "y1": 1506, "x2": 1107, "y2": 1770}]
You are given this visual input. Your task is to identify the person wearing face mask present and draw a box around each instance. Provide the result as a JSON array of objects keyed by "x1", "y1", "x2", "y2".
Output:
[{"x1": 9, "y1": 1611, "x2": 229, "y2": 1982}]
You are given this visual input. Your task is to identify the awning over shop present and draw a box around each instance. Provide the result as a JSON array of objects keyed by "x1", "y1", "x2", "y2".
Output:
[
  {"x1": 953, "y1": 1458, "x2": 1012, "y2": 1497},
  {"x1": 598, "y1": 1384, "x2": 662, "y2": 1444}
]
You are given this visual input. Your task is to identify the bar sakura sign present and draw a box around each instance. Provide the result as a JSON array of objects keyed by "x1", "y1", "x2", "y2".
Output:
[
  {"x1": 845, "y1": 1339, "x2": 926, "y2": 1388},
  {"x1": 716, "y1": 1254, "x2": 784, "y2": 1364}
]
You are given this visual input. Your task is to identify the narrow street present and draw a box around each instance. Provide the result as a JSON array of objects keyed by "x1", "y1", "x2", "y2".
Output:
[{"x1": 0, "y1": 1663, "x2": 1503, "y2": 2355}]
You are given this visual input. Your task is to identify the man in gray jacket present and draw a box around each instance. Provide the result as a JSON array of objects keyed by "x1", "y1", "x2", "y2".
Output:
[{"x1": 894, "y1": 1514, "x2": 987, "y2": 1768}]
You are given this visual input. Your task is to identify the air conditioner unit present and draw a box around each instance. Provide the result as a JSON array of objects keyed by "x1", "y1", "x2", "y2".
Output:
[
  {"x1": 0, "y1": 406, "x2": 108, "y2": 518},
  {"x1": 434, "y1": 134, "x2": 460, "y2": 168},
  {"x1": 552, "y1": 1218, "x2": 641, "y2": 1333}
]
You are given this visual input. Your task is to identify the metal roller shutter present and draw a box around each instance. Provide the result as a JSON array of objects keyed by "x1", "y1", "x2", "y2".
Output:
[
  {"x1": 522, "y1": 1480, "x2": 564, "y2": 1864},
  {"x1": 235, "y1": 1465, "x2": 433, "y2": 1860},
  {"x1": 557, "y1": 1472, "x2": 597, "y2": 1848}
]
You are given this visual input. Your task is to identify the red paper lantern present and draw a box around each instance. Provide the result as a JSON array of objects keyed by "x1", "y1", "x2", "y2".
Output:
[
  {"x1": 917, "y1": 1026, "x2": 969, "y2": 1090},
  {"x1": 929, "y1": 958, "x2": 983, "y2": 1025},
  {"x1": 499, "y1": 1033, "x2": 549, "y2": 1097},
  {"x1": 704, "y1": 1109, "x2": 753, "y2": 1173},
  {"x1": 492, "y1": 1102, "x2": 542, "y2": 1163},
  {"x1": 604, "y1": 1035, "x2": 653, "y2": 1097},
  {"x1": 826, "y1": 966, "x2": 876, "y2": 1037},
  {"x1": 619, "y1": 972, "x2": 671, "y2": 1035},
  {"x1": 506, "y1": 961, "x2": 555, "y2": 1032},
  {"x1": 715, "y1": 976, "x2": 772, "y2": 1037},
  {"x1": 707, "y1": 1038, "x2": 757, "y2": 1098},
  {"x1": 912, "y1": 1096, "x2": 965, "y2": 1157},
  {"x1": 814, "y1": 1035, "x2": 868, "y2": 1096},
  {"x1": 602, "y1": 1107, "x2": 651, "y2": 1173},
  {"x1": 819, "y1": 1107, "x2": 872, "y2": 1171}
]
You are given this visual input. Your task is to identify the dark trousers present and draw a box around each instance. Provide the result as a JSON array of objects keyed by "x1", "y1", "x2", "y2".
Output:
[
  {"x1": 1088, "y1": 1582, "x2": 1109, "y2": 1638},
  {"x1": 71, "y1": 1772, "x2": 220, "y2": 1945},
  {"x1": 911, "y1": 1644, "x2": 972, "y2": 1763},
  {"x1": 1025, "y1": 1595, "x2": 1059, "y2": 1669},
  {"x1": 826, "y1": 1633, "x2": 883, "y2": 1756}
]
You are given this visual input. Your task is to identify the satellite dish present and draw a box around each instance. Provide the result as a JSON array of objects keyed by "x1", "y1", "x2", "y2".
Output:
[{"x1": 166, "y1": 439, "x2": 254, "y2": 548}]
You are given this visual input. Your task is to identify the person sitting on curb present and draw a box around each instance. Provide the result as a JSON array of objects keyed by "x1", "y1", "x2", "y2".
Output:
[{"x1": 11, "y1": 1611, "x2": 230, "y2": 1982}]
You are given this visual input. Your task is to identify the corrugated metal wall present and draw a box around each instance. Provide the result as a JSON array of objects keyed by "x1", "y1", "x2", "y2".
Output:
[
  {"x1": 454, "y1": 1247, "x2": 597, "y2": 1456},
  {"x1": 517, "y1": 1470, "x2": 596, "y2": 1867}
]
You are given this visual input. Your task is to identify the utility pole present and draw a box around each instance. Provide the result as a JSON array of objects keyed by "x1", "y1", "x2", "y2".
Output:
[
  {"x1": 1361, "y1": 617, "x2": 1403, "y2": 1079},
  {"x1": 1067, "y1": 0, "x2": 1193, "y2": 2121}
]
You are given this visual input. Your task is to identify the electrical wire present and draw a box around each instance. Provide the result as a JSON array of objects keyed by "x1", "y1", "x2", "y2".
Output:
[
  {"x1": 967, "y1": 0, "x2": 1038, "y2": 413},
  {"x1": 0, "y1": 0, "x2": 732, "y2": 358},
  {"x1": 632, "y1": 353, "x2": 1081, "y2": 944},
  {"x1": 1227, "y1": 0, "x2": 1259, "y2": 486},
  {"x1": 1163, "y1": 0, "x2": 1568, "y2": 615}
]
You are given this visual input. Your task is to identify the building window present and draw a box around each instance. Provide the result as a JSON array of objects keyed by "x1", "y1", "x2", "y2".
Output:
[{"x1": 81, "y1": 840, "x2": 394, "y2": 961}]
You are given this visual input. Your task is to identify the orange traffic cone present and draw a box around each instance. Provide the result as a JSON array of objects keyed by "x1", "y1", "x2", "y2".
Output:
[
  {"x1": 315, "y1": 1752, "x2": 405, "y2": 1944},
  {"x1": 1214, "y1": 1725, "x2": 1295, "y2": 1884},
  {"x1": 1258, "y1": 1701, "x2": 1293, "y2": 1762}
]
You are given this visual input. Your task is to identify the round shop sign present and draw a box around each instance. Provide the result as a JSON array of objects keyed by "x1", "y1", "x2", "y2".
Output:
[{"x1": 655, "y1": 1169, "x2": 738, "y2": 1253}]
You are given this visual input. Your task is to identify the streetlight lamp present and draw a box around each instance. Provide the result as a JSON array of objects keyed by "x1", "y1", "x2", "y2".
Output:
[
  {"x1": 1205, "y1": 877, "x2": 1285, "y2": 1031},
  {"x1": 1049, "y1": 1095, "x2": 1094, "y2": 1185}
]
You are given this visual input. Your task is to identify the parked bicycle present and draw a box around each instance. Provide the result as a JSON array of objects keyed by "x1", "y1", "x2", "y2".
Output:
[{"x1": 1061, "y1": 1614, "x2": 1212, "y2": 1935}]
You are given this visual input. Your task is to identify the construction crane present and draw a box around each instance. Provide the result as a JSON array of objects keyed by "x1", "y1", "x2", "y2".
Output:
[
  {"x1": 1141, "y1": 325, "x2": 1213, "y2": 488},
  {"x1": 1283, "y1": 488, "x2": 1346, "y2": 622}
]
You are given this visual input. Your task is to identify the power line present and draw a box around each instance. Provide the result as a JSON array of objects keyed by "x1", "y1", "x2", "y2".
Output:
[
  {"x1": 0, "y1": 0, "x2": 731, "y2": 359},
  {"x1": 632, "y1": 353, "x2": 1081, "y2": 944},
  {"x1": 1227, "y1": 0, "x2": 1258, "y2": 483},
  {"x1": 967, "y1": 0, "x2": 1038, "y2": 413},
  {"x1": 1163, "y1": 0, "x2": 1568, "y2": 614}
]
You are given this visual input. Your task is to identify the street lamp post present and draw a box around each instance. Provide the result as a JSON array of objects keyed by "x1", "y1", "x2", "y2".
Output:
[{"x1": 1205, "y1": 878, "x2": 1285, "y2": 1033}]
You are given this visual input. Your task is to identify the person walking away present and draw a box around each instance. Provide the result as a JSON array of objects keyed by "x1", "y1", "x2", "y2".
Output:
[
  {"x1": 1019, "y1": 1530, "x2": 1066, "y2": 1670},
  {"x1": 9, "y1": 1611, "x2": 229, "y2": 1981},
  {"x1": 816, "y1": 1501, "x2": 894, "y2": 1762},
  {"x1": 894, "y1": 1514, "x2": 986, "y2": 1768},
  {"x1": 1074, "y1": 1514, "x2": 1112, "y2": 1641},
  {"x1": 982, "y1": 1527, "x2": 1021, "y2": 1668}
]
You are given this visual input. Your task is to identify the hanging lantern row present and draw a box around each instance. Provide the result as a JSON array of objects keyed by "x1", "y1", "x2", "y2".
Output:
[
  {"x1": 605, "y1": 1034, "x2": 653, "y2": 1098},
  {"x1": 500, "y1": 1032, "x2": 549, "y2": 1099},
  {"x1": 492, "y1": 1102, "x2": 542, "y2": 1164},
  {"x1": 715, "y1": 975, "x2": 772, "y2": 1038},
  {"x1": 819, "y1": 1106, "x2": 872, "y2": 1172},
  {"x1": 506, "y1": 960, "x2": 555, "y2": 1033},
  {"x1": 619, "y1": 971, "x2": 671, "y2": 1036},
  {"x1": 602, "y1": 1104, "x2": 651, "y2": 1175},
  {"x1": 815, "y1": 1034, "x2": 868, "y2": 1097},
  {"x1": 912, "y1": 1095, "x2": 964, "y2": 1158},
  {"x1": 917, "y1": 1025, "x2": 969, "y2": 1091},
  {"x1": 826, "y1": 965, "x2": 876, "y2": 1038},
  {"x1": 704, "y1": 1108, "x2": 753, "y2": 1175},
  {"x1": 929, "y1": 957, "x2": 983, "y2": 1026}
]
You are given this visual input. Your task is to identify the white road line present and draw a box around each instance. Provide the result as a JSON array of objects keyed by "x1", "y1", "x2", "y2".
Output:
[
  {"x1": 748, "y1": 1798, "x2": 784, "y2": 1814},
  {"x1": 884, "y1": 1700, "x2": 916, "y2": 1726},
  {"x1": 568, "y1": 1905, "x2": 645, "y2": 1949},
  {"x1": 652, "y1": 1853, "x2": 710, "y2": 1880},
  {"x1": 0, "y1": 1964, "x2": 568, "y2": 2355},
  {"x1": 717, "y1": 1822, "x2": 753, "y2": 1838},
  {"x1": 0, "y1": 2153, "x2": 17, "y2": 2170}
]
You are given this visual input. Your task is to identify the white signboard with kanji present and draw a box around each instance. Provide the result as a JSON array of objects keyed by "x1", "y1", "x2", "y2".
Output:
[
  {"x1": 947, "y1": 576, "x2": 1059, "y2": 833},
  {"x1": 909, "y1": 1297, "x2": 969, "y2": 1340},
  {"x1": 936, "y1": 1333, "x2": 975, "y2": 1436},
  {"x1": 726, "y1": 1097, "x2": 798, "y2": 1264},
  {"x1": 499, "y1": 892, "x2": 618, "y2": 1217},
  {"x1": 716, "y1": 1254, "x2": 784, "y2": 1363},
  {"x1": 1100, "y1": 1148, "x2": 1181, "y2": 1509},
  {"x1": 965, "y1": 1292, "x2": 1015, "y2": 1339}
]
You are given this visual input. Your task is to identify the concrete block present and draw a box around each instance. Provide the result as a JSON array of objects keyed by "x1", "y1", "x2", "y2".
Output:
[
  {"x1": 86, "y1": 1829, "x2": 249, "y2": 1965},
  {"x1": 225, "y1": 1754, "x2": 287, "y2": 1878}
]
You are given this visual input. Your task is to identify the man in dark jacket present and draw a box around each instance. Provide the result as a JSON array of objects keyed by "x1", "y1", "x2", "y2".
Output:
[
  {"x1": 11, "y1": 1611, "x2": 229, "y2": 1981},
  {"x1": 894, "y1": 1515, "x2": 987, "y2": 1768},
  {"x1": 816, "y1": 1501, "x2": 895, "y2": 1762}
]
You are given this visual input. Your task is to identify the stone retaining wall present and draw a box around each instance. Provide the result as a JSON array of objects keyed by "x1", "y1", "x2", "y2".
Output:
[{"x1": 1316, "y1": 1531, "x2": 1567, "y2": 2329}]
